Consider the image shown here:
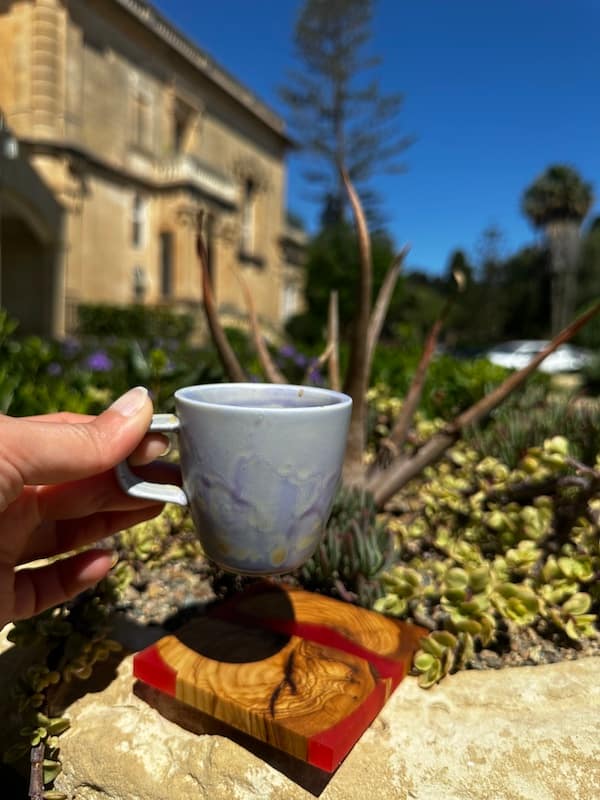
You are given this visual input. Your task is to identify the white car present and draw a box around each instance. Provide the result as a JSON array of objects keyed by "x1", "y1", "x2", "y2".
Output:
[{"x1": 485, "y1": 340, "x2": 594, "y2": 373}]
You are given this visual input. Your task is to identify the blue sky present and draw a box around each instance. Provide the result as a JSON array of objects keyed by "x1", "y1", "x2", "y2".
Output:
[{"x1": 151, "y1": 0, "x2": 600, "y2": 274}]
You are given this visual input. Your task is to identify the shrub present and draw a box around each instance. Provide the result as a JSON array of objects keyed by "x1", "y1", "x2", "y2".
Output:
[
  {"x1": 369, "y1": 346, "x2": 541, "y2": 421},
  {"x1": 77, "y1": 304, "x2": 195, "y2": 341},
  {"x1": 0, "y1": 311, "x2": 223, "y2": 416}
]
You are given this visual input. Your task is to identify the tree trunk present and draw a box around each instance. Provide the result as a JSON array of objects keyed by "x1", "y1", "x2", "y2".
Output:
[{"x1": 547, "y1": 220, "x2": 581, "y2": 335}]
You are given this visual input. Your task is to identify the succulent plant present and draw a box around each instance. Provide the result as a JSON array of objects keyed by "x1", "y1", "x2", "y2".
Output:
[
  {"x1": 491, "y1": 583, "x2": 540, "y2": 625},
  {"x1": 294, "y1": 486, "x2": 395, "y2": 606},
  {"x1": 116, "y1": 504, "x2": 200, "y2": 566},
  {"x1": 3, "y1": 566, "x2": 130, "y2": 795},
  {"x1": 372, "y1": 434, "x2": 599, "y2": 687},
  {"x1": 375, "y1": 566, "x2": 423, "y2": 616},
  {"x1": 440, "y1": 566, "x2": 496, "y2": 644},
  {"x1": 412, "y1": 630, "x2": 474, "y2": 688},
  {"x1": 548, "y1": 592, "x2": 597, "y2": 641}
]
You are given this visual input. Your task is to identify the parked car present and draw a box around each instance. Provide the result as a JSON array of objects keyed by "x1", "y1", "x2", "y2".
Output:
[{"x1": 484, "y1": 340, "x2": 595, "y2": 373}]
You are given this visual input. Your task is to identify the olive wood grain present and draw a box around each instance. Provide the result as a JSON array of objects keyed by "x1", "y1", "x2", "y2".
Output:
[{"x1": 133, "y1": 583, "x2": 426, "y2": 771}]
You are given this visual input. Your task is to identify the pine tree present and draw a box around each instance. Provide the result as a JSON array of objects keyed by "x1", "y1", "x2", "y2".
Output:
[{"x1": 280, "y1": 0, "x2": 411, "y2": 222}]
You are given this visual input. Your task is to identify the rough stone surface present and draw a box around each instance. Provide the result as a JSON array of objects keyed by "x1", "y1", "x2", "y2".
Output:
[
  {"x1": 51, "y1": 653, "x2": 599, "y2": 800},
  {"x1": 1, "y1": 623, "x2": 598, "y2": 800}
]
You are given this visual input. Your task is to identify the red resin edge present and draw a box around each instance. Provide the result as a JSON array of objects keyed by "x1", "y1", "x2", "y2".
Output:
[
  {"x1": 282, "y1": 620, "x2": 407, "y2": 689},
  {"x1": 213, "y1": 608, "x2": 407, "y2": 689},
  {"x1": 133, "y1": 644, "x2": 177, "y2": 696},
  {"x1": 307, "y1": 678, "x2": 389, "y2": 772}
]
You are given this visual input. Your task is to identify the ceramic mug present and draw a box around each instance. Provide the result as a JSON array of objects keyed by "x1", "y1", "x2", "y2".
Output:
[{"x1": 116, "y1": 383, "x2": 352, "y2": 575}]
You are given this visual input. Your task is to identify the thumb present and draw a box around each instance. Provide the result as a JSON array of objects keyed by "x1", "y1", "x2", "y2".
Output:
[{"x1": 0, "y1": 387, "x2": 154, "y2": 497}]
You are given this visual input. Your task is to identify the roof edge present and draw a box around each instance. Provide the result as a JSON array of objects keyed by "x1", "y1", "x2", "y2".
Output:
[{"x1": 112, "y1": 0, "x2": 294, "y2": 145}]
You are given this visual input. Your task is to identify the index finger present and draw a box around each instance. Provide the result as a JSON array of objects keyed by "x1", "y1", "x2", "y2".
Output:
[
  {"x1": 0, "y1": 387, "x2": 153, "y2": 507},
  {"x1": 20, "y1": 412, "x2": 96, "y2": 424}
]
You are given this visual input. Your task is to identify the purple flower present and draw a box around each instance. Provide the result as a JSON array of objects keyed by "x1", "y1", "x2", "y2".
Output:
[
  {"x1": 278, "y1": 344, "x2": 297, "y2": 359},
  {"x1": 86, "y1": 350, "x2": 113, "y2": 372},
  {"x1": 307, "y1": 367, "x2": 324, "y2": 385},
  {"x1": 47, "y1": 362, "x2": 62, "y2": 377}
]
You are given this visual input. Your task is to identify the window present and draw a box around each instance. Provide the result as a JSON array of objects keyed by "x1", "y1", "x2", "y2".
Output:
[
  {"x1": 173, "y1": 97, "x2": 196, "y2": 154},
  {"x1": 282, "y1": 281, "x2": 300, "y2": 321},
  {"x1": 132, "y1": 266, "x2": 147, "y2": 303},
  {"x1": 174, "y1": 115, "x2": 186, "y2": 153},
  {"x1": 131, "y1": 80, "x2": 153, "y2": 152},
  {"x1": 132, "y1": 193, "x2": 147, "y2": 248},
  {"x1": 240, "y1": 178, "x2": 256, "y2": 254},
  {"x1": 159, "y1": 231, "x2": 174, "y2": 298}
]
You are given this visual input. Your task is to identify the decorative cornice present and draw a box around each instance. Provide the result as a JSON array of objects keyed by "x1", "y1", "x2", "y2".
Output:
[
  {"x1": 112, "y1": 0, "x2": 293, "y2": 145},
  {"x1": 20, "y1": 136, "x2": 239, "y2": 209}
]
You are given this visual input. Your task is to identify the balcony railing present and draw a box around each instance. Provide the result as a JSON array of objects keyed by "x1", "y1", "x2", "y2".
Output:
[{"x1": 157, "y1": 155, "x2": 238, "y2": 206}]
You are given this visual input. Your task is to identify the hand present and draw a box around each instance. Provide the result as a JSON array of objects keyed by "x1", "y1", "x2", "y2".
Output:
[{"x1": 0, "y1": 386, "x2": 171, "y2": 628}]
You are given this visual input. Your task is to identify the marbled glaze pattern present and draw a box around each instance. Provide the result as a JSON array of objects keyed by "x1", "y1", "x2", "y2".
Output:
[
  {"x1": 177, "y1": 383, "x2": 352, "y2": 575},
  {"x1": 184, "y1": 447, "x2": 342, "y2": 573}
]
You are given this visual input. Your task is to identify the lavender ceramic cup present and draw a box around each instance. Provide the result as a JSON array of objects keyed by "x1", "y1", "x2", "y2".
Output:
[{"x1": 117, "y1": 383, "x2": 352, "y2": 575}]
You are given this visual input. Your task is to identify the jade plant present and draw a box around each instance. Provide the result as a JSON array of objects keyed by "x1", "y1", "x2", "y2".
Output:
[
  {"x1": 370, "y1": 432, "x2": 598, "y2": 687},
  {"x1": 116, "y1": 503, "x2": 201, "y2": 568}
]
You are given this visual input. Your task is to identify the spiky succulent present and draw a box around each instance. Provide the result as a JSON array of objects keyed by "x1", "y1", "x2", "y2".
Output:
[{"x1": 294, "y1": 486, "x2": 396, "y2": 606}]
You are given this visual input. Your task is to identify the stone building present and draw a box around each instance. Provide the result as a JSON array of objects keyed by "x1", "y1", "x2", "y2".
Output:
[{"x1": 0, "y1": 0, "x2": 305, "y2": 337}]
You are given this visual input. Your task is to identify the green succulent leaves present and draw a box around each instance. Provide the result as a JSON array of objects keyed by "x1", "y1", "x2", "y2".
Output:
[
  {"x1": 369, "y1": 425, "x2": 599, "y2": 688},
  {"x1": 297, "y1": 487, "x2": 395, "y2": 606}
]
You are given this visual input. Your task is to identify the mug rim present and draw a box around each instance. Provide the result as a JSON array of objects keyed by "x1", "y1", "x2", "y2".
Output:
[{"x1": 174, "y1": 382, "x2": 352, "y2": 412}]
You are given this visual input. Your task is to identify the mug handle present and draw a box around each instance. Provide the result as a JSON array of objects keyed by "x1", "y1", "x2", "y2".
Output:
[{"x1": 115, "y1": 413, "x2": 188, "y2": 506}]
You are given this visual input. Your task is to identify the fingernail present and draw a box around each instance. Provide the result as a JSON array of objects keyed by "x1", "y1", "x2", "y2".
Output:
[
  {"x1": 110, "y1": 387, "x2": 148, "y2": 417},
  {"x1": 110, "y1": 551, "x2": 119, "y2": 569},
  {"x1": 138, "y1": 435, "x2": 171, "y2": 462},
  {"x1": 151, "y1": 436, "x2": 171, "y2": 459}
]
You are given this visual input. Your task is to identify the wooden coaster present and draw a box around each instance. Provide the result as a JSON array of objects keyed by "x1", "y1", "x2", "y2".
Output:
[{"x1": 133, "y1": 582, "x2": 426, "y2": 772}]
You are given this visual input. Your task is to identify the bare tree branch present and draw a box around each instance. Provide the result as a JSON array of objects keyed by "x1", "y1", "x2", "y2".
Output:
[
  {"x1": 367, "y1": 272, "x2": 463, "y2": 483},
  {"x1": 28, "y1": 742, "x2": 44, "y2": 800},
  {"x1": 303, "y1": 342, "x2": 333, "y2": 384},
  {"x1": 327, "y1": 290, "x2": 341, "y2": 391},
  {"x1": 451, "y1": 298, "x2": 600, "y2": 432},
  {"x1": 365, "y1": 245, "x2": 408, "y2": 371},
  {"x1": 367, "y1": 315, "x2": 444, "y2": 486},
  {"x1": 196, "y1": 212, "x2": 246, "y2": 383},
  {"x1": 340, "y1": 167, "x2": 373, "y2": 483},
  {"x1": 371, "y1": 298, "x2": 600, "y2": 507},
  {"x1": 233, "y1": 266, "x2": 286, "y2": 384}
]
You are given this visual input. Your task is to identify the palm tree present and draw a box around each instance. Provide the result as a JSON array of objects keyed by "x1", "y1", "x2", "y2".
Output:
[{"x1": 522, "y1": 165, "x2": 593, "y2": 334}]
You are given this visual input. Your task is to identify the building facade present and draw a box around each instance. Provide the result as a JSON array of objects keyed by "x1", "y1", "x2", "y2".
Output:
[{"x1": 0, "y1": 0, "x2": 305, "y2": 337}]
